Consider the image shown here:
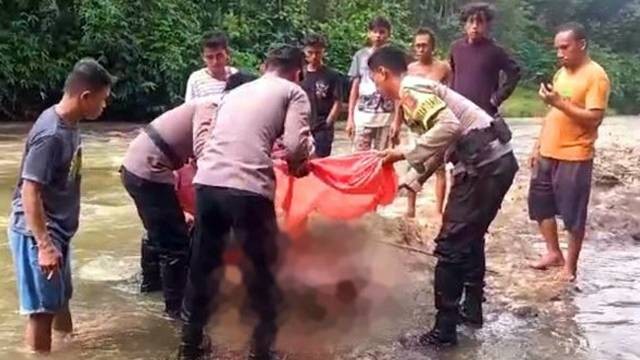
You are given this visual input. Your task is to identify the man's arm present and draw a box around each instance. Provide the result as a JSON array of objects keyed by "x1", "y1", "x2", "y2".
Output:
[
  {"x1": 282, "y1": 88, "x2": 313, "y2": 175},
  {"x1": 403, "y1": 109, "x2": 462, "y2": 176},
  {"x1": 20, "y1": 135, "x2": 64, "y2": 273},
  {"x1": 326, "y1": 72, "x2": 343, "y2": 125},
  {"x1": 441, "y1": 61, "x2": 453, "y2": 85},
  {"x1": 327, "y1": 100, "x2": 341, "y2": 126},
  {"x1": 539, "y1": 83, "x2": 606, "y2": 129},
  {"x1": 381, "y1": 108, "x2": 462, "y2": 185},
  {"x1": 493, "y1": 47, "x2": 522, "y2": 106},
  {"x1": 185, "y1": 74, "x2": 195, "y2": 102},
  {"x1": 21, "y1": 180, "x2": 60, "y2": 272},
  {"x1": 448, "y1": 50, "x2": 456, "y2": 87},
  {"x1": 389, "y1": 103, "x2": 404, "y2": 146},
  {"x1": 346, "y1": 78, "x2": 360, "y2": 138},
  {"x1": 346, "y1": 53, "x2": 361, "y2": 139}
]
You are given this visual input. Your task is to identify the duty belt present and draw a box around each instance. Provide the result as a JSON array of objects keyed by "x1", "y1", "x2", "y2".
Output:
[
  {"x1": 143, "y1": 124, "x2": 183, "y2": 170},
  {"x1": 450, "y1": 116, "x2": 512, "y2": 172}
]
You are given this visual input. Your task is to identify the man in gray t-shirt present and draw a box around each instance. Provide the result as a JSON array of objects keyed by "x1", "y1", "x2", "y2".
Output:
[
  {"x1": 11, "y1": 107, "x2": 82, "y2": 245},
  {"x1": 8, "y1": 58, "x2": 112, "y2": 354}
]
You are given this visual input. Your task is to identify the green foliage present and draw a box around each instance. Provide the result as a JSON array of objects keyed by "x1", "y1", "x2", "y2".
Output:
[{"x1": 0, "y1": 0, "x2": 639, "y2": 120}]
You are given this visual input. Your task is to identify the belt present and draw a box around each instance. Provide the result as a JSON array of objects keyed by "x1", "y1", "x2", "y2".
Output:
[{"x1": 143, "y1": 125, "x2": 182, "y2": 170}]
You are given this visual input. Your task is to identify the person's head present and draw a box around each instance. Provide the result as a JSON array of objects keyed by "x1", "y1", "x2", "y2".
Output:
[
  {"x1": 201, "y1": 32, "x2": 230, "y2": 75},
  {"x1": 368, "y1": 16, "x2": 392, "y2": 48},
  {"x1": 303, "y1": 33, "x2": 327, "y2": 68},
  {"x1": 413, "y1": 27, "x2": 437, "y2": 62},
  {"x1": 264, "y1": 45, "x2": 305, "y2": 83},
  {"x1": 554, "y1": 22, "x2": 589, "y2": 69},
  {"x1": 63, "y1": 58, "x2": 113, "y2": 120},
  {"x1": 224, "y1": 71, "x2": 258, "y2": 92},
  {"x1": 367, "y1": 46, "x2": 409, "y2": 100},
  {"x1": 460, "y1": 2, "x2": 494, "y2": 42}
]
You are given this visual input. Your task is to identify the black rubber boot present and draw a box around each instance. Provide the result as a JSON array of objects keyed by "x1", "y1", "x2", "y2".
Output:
[
  {"x1": 459, "y1": 285, "x2": 484, "y2": 328},
  {"x1": 140, "y1": 234, "x2": 162, "y2": 293},
  {"x1": 160, "y1": 253, "x2": 188, "y2": 320},
  {"x1": 419, "y1": 311, "x2": 458, "y2": 348},
  {"x1": 177, "y1": 325, "x2": 211, "y2": 360}
]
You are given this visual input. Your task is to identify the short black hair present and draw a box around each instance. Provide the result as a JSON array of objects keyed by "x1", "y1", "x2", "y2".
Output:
[
  {"x1": 368, "y1": 16, "x2": 392, "y2": 32},
  {"x1": 414, "y1": 27, "x2": 437, "y2": 48},
  {"x1": 556, "y1": 22, "x2": 588, "y2": 42},
  {"x1": 224, "y1": 71, "x2": 258, "y2": 92},
  {"x1": 460, "y1": 2, "x2": 495, "y2": 23},
  {"x1": 264, "y1": 45, "x2": 305, "y2": 73},
  {"x1": 303, "y1": 33, "x2": 327, "y2": 48},
  {"x1": 201, "y1": 31, "x2": 229, "y2": 50},
  {"x1": 367, "y1": 46, "x2": 409, "y2": 76},
  {"x1": 63, "y1": 58, "x2": 114, "y2": 95}
]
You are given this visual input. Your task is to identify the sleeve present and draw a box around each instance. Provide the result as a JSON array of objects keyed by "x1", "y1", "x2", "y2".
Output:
[
  {"x1": 331, "y1": 70, "x2": 342, "y2": 101},
  {"x1": 493, "y1": 46, "x2": 522, "y2": 105},
  {"x1": 192, "y1": 103, "x2": 217, "y2": 160},
  {"x1": 21, "y1": 135, "x2": 61, "y2": 185},
  {"x1": 403, "y1": 108, "x2": 462, "y2": 175},
  {"x1": 402, "y1": 153, "x2": 446, "y2": 192},
  {"x1": 448, "y1": 46, "x2": 456, "y2": 87},
  {"x1": 185, "y1": 73, "x2": 195, "y2": 102},
  {"x1": 282, "y1": 87, "x2": 313, "y2": 168},
  {"x1": 347, "y1": 51, "x2": 361, "y2": 79},
  {"x1": 585, "y1": 71, "x2": 611, "y2": 111}
]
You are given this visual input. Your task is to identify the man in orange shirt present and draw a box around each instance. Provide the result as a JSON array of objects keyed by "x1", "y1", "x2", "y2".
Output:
[{"x1": 528, "y1": 23, "x2": 610, "y2": 281}]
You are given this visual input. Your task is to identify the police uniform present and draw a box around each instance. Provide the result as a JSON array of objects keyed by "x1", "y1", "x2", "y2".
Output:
[{"x1": 399, "y1": 76, "x2": 518, "y2": 345}]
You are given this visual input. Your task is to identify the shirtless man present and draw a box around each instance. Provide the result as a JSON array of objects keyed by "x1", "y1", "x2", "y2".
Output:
[{"x1": 391, "y1": 28, "x2": 451, "y2": 218}]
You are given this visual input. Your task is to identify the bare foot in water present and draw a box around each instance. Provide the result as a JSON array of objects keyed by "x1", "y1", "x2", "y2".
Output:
[
  {"x1": 529, "y1": 253, "x2": 565, "y2": 270},
  {"x1": 555, "y1": 268, "x2": 577, "y2": 282}
]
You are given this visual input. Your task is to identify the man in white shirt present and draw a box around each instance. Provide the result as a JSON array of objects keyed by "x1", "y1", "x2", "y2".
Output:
[{"x1": 184, "y1": 32, "x2": 238, "y2": 102}]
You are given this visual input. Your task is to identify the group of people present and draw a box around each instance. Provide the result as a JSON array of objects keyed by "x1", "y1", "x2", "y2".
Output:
[{"x1": 6, "y1": 2, "x2": 610, "y2": 359}]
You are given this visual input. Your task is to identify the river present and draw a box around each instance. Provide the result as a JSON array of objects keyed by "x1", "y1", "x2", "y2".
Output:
[{"x1": 0, "y1": 117, "x2": 638, "y2": 360}]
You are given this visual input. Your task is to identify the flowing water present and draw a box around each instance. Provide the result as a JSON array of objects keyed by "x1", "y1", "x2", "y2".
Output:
[{"x1": 0, "y1": 117, "x2": 638, "y2": 360}]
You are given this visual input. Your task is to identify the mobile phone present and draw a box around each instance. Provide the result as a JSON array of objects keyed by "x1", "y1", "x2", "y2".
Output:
[{"x1": 535, "y1": 72, "x2": 553, "y2": 89}]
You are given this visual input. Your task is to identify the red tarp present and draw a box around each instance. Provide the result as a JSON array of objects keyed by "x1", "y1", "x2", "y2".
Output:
[
  {"x1": 274, "y1": 152, "x2": 398, "y2": 235},
  {"x1": 175, "y1": 152, "x2": 398, "y2": 234}
]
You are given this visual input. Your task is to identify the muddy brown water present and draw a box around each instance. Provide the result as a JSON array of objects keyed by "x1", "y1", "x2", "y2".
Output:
[{"x1": 0, "y1": 117, "x2": 638, "y2": 360}]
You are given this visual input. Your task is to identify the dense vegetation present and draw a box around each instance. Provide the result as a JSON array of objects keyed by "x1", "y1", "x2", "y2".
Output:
[{"x1": 1, "y1": 0, "x2": 638, "y2": 121}]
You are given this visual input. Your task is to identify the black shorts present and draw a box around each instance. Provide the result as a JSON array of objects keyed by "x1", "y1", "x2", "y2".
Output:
[{"x1": 528, "y1": 157, "x2": 593, "y2": 235}]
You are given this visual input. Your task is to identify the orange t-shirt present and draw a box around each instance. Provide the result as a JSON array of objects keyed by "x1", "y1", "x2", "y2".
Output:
[{"x1": 539, "y1": 60, "x2": 610, "y2": 161}]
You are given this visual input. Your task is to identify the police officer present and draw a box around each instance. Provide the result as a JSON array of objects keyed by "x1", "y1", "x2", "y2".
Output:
[{"x1": 367, "y1": 46, "x2": 518, "y2": 346}]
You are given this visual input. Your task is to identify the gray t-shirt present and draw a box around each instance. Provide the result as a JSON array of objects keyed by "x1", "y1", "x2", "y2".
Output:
[
  {"x1": 348, "y1": 47, "x2": 394, "y2": 128},
  {"x1": 10, "y1": 106, "x2": 82, "y2": 244}
]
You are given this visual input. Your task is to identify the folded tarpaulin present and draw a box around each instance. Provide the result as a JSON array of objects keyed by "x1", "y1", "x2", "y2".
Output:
[{"x1": 274, "y1": 151, "x2": 398, "y2": 234}]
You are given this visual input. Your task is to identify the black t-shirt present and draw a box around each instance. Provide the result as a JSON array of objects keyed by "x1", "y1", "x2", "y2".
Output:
[{"x1": 302, "y1": 66, "x2": 341, "y2": 131}]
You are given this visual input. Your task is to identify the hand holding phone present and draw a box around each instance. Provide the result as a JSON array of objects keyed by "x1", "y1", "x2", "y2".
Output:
[{"x1": 535, "y1": 72, "x2": 553, "y2": 90}]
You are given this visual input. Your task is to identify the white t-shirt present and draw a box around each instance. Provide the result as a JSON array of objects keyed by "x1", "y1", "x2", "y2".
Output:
[
  {"x1": 348, "y1": 47, "x2": 394, "y2": 128},
  {"x1": 184, "y1": 66, "x2": 238, "y2": 102}
]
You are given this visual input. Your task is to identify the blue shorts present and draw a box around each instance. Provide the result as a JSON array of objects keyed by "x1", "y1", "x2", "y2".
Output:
[{"x1": 8, "y1": 229, "x2": 73, "y2": 315}]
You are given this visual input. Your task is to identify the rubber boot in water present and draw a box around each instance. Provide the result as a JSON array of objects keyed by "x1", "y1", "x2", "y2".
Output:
[
  {"x1": 177, "y1": 325, "x2": 211, "y2": 360},
  {"x1": 459, "y1": 285, "x2": 483, "y2": 328},
  {"x1": 160, "y1": 253, "x2": 188, "y2": 320},
  {"x1": 140, "y1": 234, "x2": 162, "y2": 293},
  {"x1": 420, "y1": 311, "x2": 458, "y2": 347}
]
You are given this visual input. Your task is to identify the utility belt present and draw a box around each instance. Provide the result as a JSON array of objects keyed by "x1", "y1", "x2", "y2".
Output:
[
  {"x1": 143, "y1": 124, "x2": 183, "y2": 170},
  {"x1": 449, "y1": 116, "x2": 512, "y2": 173}
]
